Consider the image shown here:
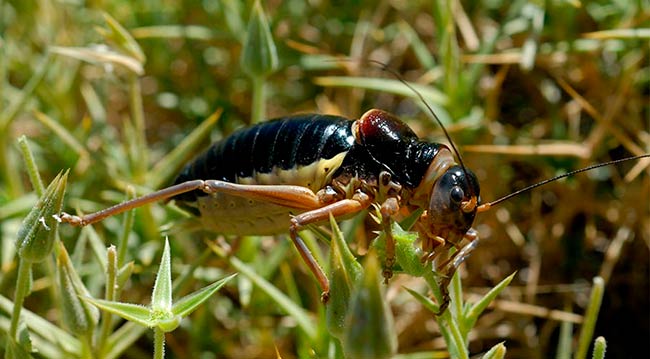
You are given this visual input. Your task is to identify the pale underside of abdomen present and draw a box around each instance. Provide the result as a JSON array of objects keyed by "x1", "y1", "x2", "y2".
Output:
[
  {"x1": 180, "y1": 153, "x2": 348, "y2": 236},
  {"x1": 194, "y1": 193, "x2": 299, "y2": 235}
]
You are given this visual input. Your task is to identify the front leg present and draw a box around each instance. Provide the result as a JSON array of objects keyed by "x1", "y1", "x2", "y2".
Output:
[
  {"x1": 379, "y1": 197, "x2": 400, "y2": 283},
  {"x1": 376, "y1": 171, "x2": 403, "y2": 284},
  {"x1": 434, "y1": 228, "x2": 480, "y2": 315}
]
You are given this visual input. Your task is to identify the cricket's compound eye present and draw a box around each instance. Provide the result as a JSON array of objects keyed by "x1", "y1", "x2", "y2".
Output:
[
  {"x1": 427, "y1": 165, "x2": 480, "y2": 237},
  {"x1": 449, "y1": 186, "x2": 464, "y2": 204}
]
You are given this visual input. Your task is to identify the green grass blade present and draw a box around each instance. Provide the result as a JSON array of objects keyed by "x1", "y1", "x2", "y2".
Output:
[
  {"x1": 397, "y1": 20, "x2": 435, "y2": 69},
  {"x1": 50, "y1": 46, "x2": 143, "y2": 75},
  {"x1": 82, "y1": 297, "x2": 154, "y2": 327},
  {"x1": 131, "y1": 25, "x2": 221, "y2": 40},
  {"x1": 151, "y1": 239, "x2": 173, "y2": 311},
  {"x1": 17, "y1": 136, "x2": 44, "y2": 196},
  {"x1": 82, "y1": 225, "x2": 109, "y2": 273},
  {"x1": 465, "y1": 272, "x2": 516, "y2": 329},
  {"x1": 148, "y1": 109, "x2": 222, "y2": 189},
  {"x1": 172, "y1": 273, "x2": 236, "y2": 317},
  {"x1": 404, "y1": 287, "x2": 439, "y2": 314},
  {"x1": 481, "y1": 342, "x2": 506, "y2": 359},
  {"x1": 591, "y1": 336, "x2": 607, "y2": 359},
  {"x1": 342, "y1": 253, "x2": 396, "y2": 359},
  {"x1": 105, "y1": 322, "x2": 147, "y2": 359},
  {"x1": 0, "y1": 53, "x2": 51, "y2": 130},
  {"x1": 0, "y1": 294, "x2": 80, "y2": 355},
  {"x1": 206, "y1": 241, "x2": 317, "y2": 340},
  {"x1": 0, "y1": 194, "x2": 38, "y2": 220},
  {"x1": 327, "y1": 215, "x2": 362, "y2": 337},
  {"x1": 450, "y1": 266, "x2": 464, "y2": 328},
  {"x1": 575, "y1": 277, "x2": 605, "y2": 359},
  {"x1": 80, "y1": 81, "x2": 107, "y2": 123},
  {"x1": 313, "y1": 76, "x2": 448, "y2": 107},
  {"x1": 101, "y1": 12, "x2": 146, "y2": 64},
  {"x1": 32, "y1": 111, "x2": 90, "y2": 163},
  {"x1": 556, "y1": 315, "x2": 573, "y2": 359}
]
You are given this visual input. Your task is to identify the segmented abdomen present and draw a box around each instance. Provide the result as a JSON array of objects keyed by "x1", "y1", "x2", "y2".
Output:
[{"x1": 173, "y1": 114, "x2": 355, "y2": 202}]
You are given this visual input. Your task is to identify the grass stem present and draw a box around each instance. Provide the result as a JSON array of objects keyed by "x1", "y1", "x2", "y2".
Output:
[
  {"x1": 251, "y1": 76, "x2": 266, "y2": 124},
  {"x1": 153, "y1": 327, "x2": 165, "y2": 359},
  {"x1": 9, "y1": 259, "x2": 32, "y2": 339}
]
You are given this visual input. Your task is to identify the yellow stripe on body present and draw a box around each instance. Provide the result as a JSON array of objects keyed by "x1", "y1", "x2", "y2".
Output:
[{"x1": 237, "y1": 152, "x2": 347, "y2": 192}]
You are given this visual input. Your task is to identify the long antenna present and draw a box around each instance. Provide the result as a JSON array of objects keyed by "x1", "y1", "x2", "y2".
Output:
[
  {"x1": 364, "y1": 59, "x2": 471, "y2": 179},
  {"x1": 477, "y1": 154, "x2": 650, "y2": 212},
  {"x1": 329, "y1": 58, "x2": 466, "y2": 169}
]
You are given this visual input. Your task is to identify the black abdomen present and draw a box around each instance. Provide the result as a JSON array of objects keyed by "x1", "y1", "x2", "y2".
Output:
[{"x1": 173, "y1": 114, "x2": 354, "y2": 201}]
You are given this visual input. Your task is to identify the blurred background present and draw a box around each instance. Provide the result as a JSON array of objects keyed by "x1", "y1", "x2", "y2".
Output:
[{"x1": 0, "y1": 0, "x2": 648, "y2": 358}]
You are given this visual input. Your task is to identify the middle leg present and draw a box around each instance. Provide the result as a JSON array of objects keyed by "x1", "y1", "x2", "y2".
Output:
[{"x1": 289, "y1": 191, "x2": 373, "y2": 302}]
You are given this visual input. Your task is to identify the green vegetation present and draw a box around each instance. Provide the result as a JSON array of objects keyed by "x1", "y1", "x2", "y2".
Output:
[{"x1": 1, "y1": 1, "x2": 648, "y2": 358}]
